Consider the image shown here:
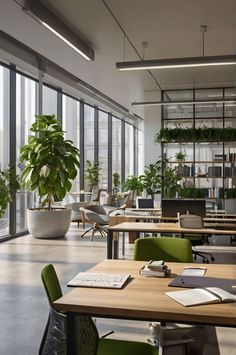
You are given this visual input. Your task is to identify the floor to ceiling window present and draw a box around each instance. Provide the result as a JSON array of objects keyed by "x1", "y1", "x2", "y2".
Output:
[
  {"x1": 0, "y1": 65, "x2": 10, "y2": 237},
  {"x1": 0, "y1": 60, "x2": 143, "y2": 239},
  {"x1": 125, "y1": 123, "x2": 134, "y2": 178},
  {"x1": 43, "y1": 85, "x2": 58, "y2": 115},
  {"x1": 98, "y1": 110, "x2": 108, "y2": 188},
  {"x1": 16, "y1": 73, "x2": 37, "y2": 232},
  {"x1": 62, "y1": 94, "x2": 80, "y2": 192},
  {"x1": 112, "y1": 117, "x2": 121, "y2": 180}
]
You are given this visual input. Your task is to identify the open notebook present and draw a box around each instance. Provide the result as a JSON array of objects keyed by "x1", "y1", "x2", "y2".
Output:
[
  {"x1": 165, "y1": 287, "x2": 236, "y2": 307},
  {"x1": 67, "y1": 272, "x2": 130, "y2": 289}
]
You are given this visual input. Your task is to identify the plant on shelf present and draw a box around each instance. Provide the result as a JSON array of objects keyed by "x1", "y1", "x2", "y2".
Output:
[
  {"x1": 0, "y1": 166, "x2": 20, "y2": 219},
  {"x1": 175, "y1": 151, "x2": 189, "y2": 177},
  {"x1": 20, "y1": 114, "x2": 80, "y2": 238},
  {"x1": 162, "y1": 165, "x2": 182, "y2": 199},
  {"x1": 85, "y1": 160, "x2": 101, "y2": 191},
  {"x1": 140, "y1": 162, "x2": 161, "y2": 199},
  {"x1": 155, "y1": 127, "x2": 236, "y2": 143}
]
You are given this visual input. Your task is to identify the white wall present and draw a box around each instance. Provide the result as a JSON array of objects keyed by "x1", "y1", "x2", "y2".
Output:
[{"x1": 144, "y1": 91, "x2": 162, "y2": 166}]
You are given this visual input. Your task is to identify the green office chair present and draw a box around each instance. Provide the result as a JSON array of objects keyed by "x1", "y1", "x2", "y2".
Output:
[
  {"x1": 39, "y1": 264, "x2": 158, "y2": 355},
  {"x1": 133, "y1": 237, "x2": 193, "y2": 262}
]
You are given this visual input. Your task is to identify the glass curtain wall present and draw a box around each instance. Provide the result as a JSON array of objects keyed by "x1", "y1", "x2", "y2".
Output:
[
  {"x1": 0, "y1": 66, "x2": 10, "y2": 237},
  {"x1": 137, "y1": 128, "x2": 144, "y2": 175},
  {"x1": 125, "y1": 123, "x2": 134, "y2": 178},
  {"x1": 16, "y1": 74, "x2": 37, "y2": 232},
  {"x1": 112, "y1": 117, "x2": 121, "y2": 178},
  {"x1": 43, "y1": 85, "x2": 58, "y2": 115},
  {"x1": 62, "y1": 94, "x2": 80, "y2": 194},
  {"x1": 98, "y1": 111, "x2": 108, "y2": 188},
  {"x1": 0, "y1": 62, "x2": 142, "y2": 239}
]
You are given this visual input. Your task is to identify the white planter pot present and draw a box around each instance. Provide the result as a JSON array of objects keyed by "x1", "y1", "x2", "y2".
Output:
[{"x1": 27, "y1": 208, "x2": 72, "y2": 239}]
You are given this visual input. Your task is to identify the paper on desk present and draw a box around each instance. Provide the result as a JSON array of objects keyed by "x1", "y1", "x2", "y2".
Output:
[{"x1": 181, "y1": 267, "x2": 207, "y2": 277}]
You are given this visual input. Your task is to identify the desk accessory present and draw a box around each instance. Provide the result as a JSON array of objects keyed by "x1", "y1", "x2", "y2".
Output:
[
  {"x1": 140, "y1": 260, "x2": 171, "y2": 277},
  {"x1": 169, "y1": 275, "x2": 236, "y2": 292}
]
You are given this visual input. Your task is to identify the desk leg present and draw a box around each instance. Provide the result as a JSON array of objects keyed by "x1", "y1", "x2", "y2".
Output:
[
  {"x1": 107, "y1": 230, "x2": 113, "y2": 259},
  {"x1": 67, "y1": 312, "x2": 76, "y2": 355},
  {"x1": 113, "y1": 239, "x2": 118, "y2": 259}
]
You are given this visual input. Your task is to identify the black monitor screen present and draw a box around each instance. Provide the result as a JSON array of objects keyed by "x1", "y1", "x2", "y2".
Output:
[
  {"x1": 137, "y1": 198, "x2": 154, "y2": 209},
  {"x1": 162, "y1": 199, "x2": 206, "y2": 217}
]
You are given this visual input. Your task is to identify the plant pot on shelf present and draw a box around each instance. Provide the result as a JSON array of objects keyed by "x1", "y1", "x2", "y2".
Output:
[
  {"x1": 27, "y1": 208, "x2": 72, "y2": 239},
  {"x1": 177, "y1": 165, "x2": 190, "y2": 177}
]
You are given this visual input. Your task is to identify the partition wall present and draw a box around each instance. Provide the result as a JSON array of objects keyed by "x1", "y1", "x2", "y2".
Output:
[{"x1": 0, "y1": 61, "x2": 144, "y2": 240}]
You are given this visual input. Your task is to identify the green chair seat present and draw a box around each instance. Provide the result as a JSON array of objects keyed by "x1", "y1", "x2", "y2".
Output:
[
  {"x1": 134, "y1": 236, "x2": 193, "y2": 262},
  {"x1": 98, "y1": 338, "x2": 158, "y2": 355}
]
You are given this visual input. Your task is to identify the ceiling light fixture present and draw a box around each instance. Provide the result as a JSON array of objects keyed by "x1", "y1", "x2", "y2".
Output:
[
  {"x1": 131, "y1": 99, "x2": 236, "y2": 107},
  {"x1": 19, "y1": 0, "x2": 94, "y2": 61},
  {"x1": 116, "y1": 25, "x2": 236, "y2": 71},
  {"x1": 116, "y1": 54, "x2": 236, "y2": 71}
]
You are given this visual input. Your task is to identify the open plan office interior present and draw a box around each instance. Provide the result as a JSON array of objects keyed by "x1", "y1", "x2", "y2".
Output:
[{"x1": 0, "y1": 1, "x2": 236, "y2": 354}]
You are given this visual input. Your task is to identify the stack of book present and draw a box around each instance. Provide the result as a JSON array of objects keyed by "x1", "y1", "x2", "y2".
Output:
[{"x1": 140, "y1": 260, "x2": 171, "y2": 278}]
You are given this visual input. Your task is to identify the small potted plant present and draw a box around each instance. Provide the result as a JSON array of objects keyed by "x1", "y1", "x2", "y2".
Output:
[
  {"x1": 175, "y1": 151, "x2": 189, "y2": 177},
  {"x1": 20, "y1": 114, "x2": 80, "y2": 238},
  {"x1": 0, "y1": 166, "x2": 20, "y2": 227}
]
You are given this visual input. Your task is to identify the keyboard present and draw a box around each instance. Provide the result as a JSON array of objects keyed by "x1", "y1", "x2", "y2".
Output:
[{"x1": 67, "y1": 272, "x2": 130, "y2": 289}]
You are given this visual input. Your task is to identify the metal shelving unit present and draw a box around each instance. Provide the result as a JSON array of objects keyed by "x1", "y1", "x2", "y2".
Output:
[{"x1": 161, "y1": 87, "x2": 236, "y2": 211}]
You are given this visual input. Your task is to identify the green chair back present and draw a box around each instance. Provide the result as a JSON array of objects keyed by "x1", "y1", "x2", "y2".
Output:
[
  {"x1": 134, "y1": 237, "x2": 193, "y2": 262},
  {"x1": 41, "y1": 264, "x2": 63, "y2": 305}
]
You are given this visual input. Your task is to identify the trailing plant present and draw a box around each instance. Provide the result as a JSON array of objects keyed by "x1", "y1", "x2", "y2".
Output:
[
  {"x1": 20, "y1": 114, "x2": 80, "y2": 211},
  {"x1": 0, "y1": 166, "x2": 20, "y2": 218},
  {"x1": 123, "y1": 175, "x2": 144, "y2": 194},
  {"x1": 155, "y1": 127, "x2": 236, "y2": 143},
  {"x1": 85, "y1": 160, "x2": 101, "y2": 191},
  {"x1": 140, "y1": 162, "x2": 161, "y2": 199}
]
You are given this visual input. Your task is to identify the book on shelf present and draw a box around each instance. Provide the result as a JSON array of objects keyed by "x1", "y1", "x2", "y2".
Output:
[{"x1": 165, "y1": 287, "x2": 236, "y2": 307}]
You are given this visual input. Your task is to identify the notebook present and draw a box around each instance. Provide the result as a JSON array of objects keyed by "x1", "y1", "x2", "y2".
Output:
[
  {"x1": 165, "y1": 287, "x2": 236, "y2": 307},
  {"x1": 67, "y1": 272, "x2": 130, "y2": 289}
]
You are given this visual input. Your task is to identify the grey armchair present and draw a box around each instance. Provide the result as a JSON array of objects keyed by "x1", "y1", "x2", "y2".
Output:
[{"x1": 80, "y1": 204, "x2": 109, "y2": 240}]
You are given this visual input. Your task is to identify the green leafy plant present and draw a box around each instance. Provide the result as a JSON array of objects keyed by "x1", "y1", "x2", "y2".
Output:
[
  {"x1": 85, "y1": 160, "x2": 101, "y2": 191},
  {"x1": 162, "y1": 166, "x2": 182, "y2": 199},
  {"x1": 155, "y1": 127, "x2": 236, "y2": 143},
  {"x1": 0, "y1": 166, "x2": 20, "y2": 218},
  {"x1": 140, "y1": 162, "x2": 161, "y2": 199},
  {"x1": 112, "y1": 172, "x2": 121, "y2": 189},
  {"x1": 20, "y1": 114, "x2": 80, "y2": 211},
  {"x1": 175, "y1": 151, "x2": 186, "y2": 162},
  {"x1": 123, "y1": 175, "x2": 144, "y2": 194}
]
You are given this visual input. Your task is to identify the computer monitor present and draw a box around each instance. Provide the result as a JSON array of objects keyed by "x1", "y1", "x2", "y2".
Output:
[
  {"x1": 136, "y1": 198, "x2": 154, "y2": 209},
  {"x1": 162, "y1": 199, "x2": 206, "y2": 217}
]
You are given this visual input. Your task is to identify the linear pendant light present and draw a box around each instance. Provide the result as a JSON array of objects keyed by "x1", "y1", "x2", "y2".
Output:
[
  {"x1": 131, "y1": 99, "x2": 236, "y2": 107},
  {"x1": 116, "y1": 55, "x2": 236, "y2": 71},
  {"x1": 19, "y1": 0, "x2": 94, "y2": 61}
]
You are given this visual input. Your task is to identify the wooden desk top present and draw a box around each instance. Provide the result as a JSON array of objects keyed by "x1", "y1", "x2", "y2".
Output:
[
  {"x1": 109, "y1": 222, "x2": 236, "y2": 235},
  {"x1": 54, "y1": 260, "x2": 236, "y2": 327}
]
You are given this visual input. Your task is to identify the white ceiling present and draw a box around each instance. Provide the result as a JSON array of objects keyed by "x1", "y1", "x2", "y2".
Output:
[{"x1": 40, "y1": 0, "x2": 236, "y2": 92}]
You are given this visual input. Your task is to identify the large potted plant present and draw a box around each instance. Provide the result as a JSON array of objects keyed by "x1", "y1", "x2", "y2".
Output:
[
  {"x1": 0, "y1": 166, "x2": 20, "y2": 227},
  {"x1": 20, "y1": 114, "x2": 80, "y2": 239}
]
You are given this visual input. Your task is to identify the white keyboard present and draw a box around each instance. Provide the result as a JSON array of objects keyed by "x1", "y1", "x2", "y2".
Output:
[{"x1": 67, "y1": 272, "x2": 130, "y2": 289}]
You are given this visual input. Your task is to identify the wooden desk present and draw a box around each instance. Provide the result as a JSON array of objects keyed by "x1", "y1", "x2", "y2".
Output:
[
  {"x1": 108, "y1": 222, "x2": 236, "y2": 259},
  {"x1": 54, "y1": 260, "x2": 236, "y2": 355}
]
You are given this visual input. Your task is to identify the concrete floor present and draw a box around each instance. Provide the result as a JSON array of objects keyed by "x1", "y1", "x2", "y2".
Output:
[{"x1": 0, "y1": 223, "x2": 236, "y2": 355}]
